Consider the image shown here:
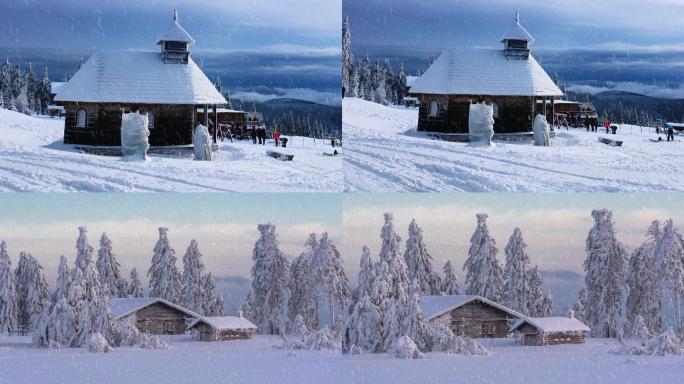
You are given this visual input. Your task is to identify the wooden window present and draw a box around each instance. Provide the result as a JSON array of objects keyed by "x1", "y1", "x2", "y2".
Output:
[
  {"x1": 481, "y1": 322, "x2": 495, "y2": 337},
  {"x1": 76, "y1": 108, "x2": 87, "y2": 128},
  {"x1": 428, "y1": 100, "x2": 439, "y2": 117},
  {"x1": 147, "y1": 111, "x2": 155, "y2": 129}
]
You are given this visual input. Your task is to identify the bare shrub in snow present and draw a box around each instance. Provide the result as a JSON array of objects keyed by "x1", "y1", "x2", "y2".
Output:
[
  {"x1": 392, "y1": 336, "x2": 424, "y2": 359},
  {"x1": 88, "y1": 332, "x2": 111, "y2": 353}
]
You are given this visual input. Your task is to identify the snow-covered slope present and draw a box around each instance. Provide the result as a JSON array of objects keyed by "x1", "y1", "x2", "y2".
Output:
[
  {"x1": 343, "y1": 98, "x2": 684, "y2": 192},
  {"x1": 0, "y1": 335, "x2": 682, "y2": 384},
  {"x1": 0, "y1": 109, "x2": 341, "y2": 192}
]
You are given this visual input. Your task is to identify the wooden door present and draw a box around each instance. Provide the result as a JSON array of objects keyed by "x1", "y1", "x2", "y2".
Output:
[
  {"x1": 481, "y1": 321, "x2": 495, "y2": 338},
  {"x1": 524, "y1": 334, "x2": 536, "y2": 346},
  {"x1": 164, "y1": 321, "x2": 174, "y2": 334}
]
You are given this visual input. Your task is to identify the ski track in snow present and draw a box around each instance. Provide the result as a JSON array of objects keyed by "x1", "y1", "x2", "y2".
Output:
[
  {"x1": 0, "y1": 110, "x2": 342, "y2": 192},
  {"x1": 343, "y1": 98, "x2": 684, "y2": 192}
]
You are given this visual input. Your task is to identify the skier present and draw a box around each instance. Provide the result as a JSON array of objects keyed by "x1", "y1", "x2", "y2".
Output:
[
  {"x1": 274, "y1": 130, "x2": 280, "y2": 147},
  {"x1": 604, "y1": 118, "x2": 611, "y2": 133},
  {"x1": 667, "y1": 125, "x2": 675, "y2": 142}
]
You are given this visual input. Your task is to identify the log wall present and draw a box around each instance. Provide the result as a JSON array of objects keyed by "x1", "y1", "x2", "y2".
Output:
[
  {"x1": 191, "y1": 323, "x2": 254, "y2": 342},
  {"x1": 63, "y1": 102, "x2": 195, "y2": 146},
  {"x1": 431, "y1": 300, "x2": 518, "y2": 338},
  {"x1": 123, "y1": 302, "x2": 191, "y2": 335}
]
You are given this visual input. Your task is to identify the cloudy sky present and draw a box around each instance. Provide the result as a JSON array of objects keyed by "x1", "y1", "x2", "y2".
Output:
[
  {"x1": 0, "y1": 194, "x2": 341, "y2": 284},
  {"x1": 341, "y1": 193, "x2": 684, "y2": 279},
  {"x1": 345, "y1": 0, "x2": 684, "y2": 98},
  {"x1": 1, "y1": 0, "x2": 339, "y2": 53}
]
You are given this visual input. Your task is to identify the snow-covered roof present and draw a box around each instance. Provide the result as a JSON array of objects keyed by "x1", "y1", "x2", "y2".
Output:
[
  {"x1": 406, "y1": 75, "x2": 419, "y2": 88},
  {"x1": 500, "y1": 13, "x2": 535, "y2": 43},
  {"x1": 196, "y1": 108, "x2": 247, "y2": 114},
  {"x1": 50, "y1": 82, "x2": 65, "y2": 94},
  {"x1": 536, "y1": 99, "x2": 579, "y2": 105},
  {"x1": 54, "y1": 50, "x2": 226, "y2": 105},
  {"x1": 420, "y1": 295, "x2": 524, "y2": 321},
  {"x1": 511, "y1": 317, "x2": 591, "y2": 333},
  {"x1": 157, "y1": 10, "x2": 194, "y2": 45},
  {"x1": 409, "y1": 49, "x2": 563, "y2": 97},
  {"x1": 109, "y1": 297, "x2": 201, "y2": 321},
  {"x1": 187, "y1": 316, "x2": 257, "y2": 331}
]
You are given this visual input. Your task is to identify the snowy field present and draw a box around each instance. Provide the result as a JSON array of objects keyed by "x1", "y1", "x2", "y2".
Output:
[
  {"x1": 0, "y1": 109, "x2": 342, "y2": 192},
  {"x1": 1, "y1": 335, "x2": 683, "y2": 384},
  {"x1": 343, "y1": 98, "x2": 684, "y2": 192}
]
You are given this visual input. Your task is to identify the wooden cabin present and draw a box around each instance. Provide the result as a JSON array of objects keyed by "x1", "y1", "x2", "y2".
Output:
[
  {"x1": 410, "y1": 12, "x2": 563, "y2": 135},
  {"x1": 196, "y1": 108, "x2": 247, "y2": 127},
  {"x1": 187, "y1": 313, "x2": 257, "y2": 342},
  {"x1": 54, "y1": 10, "x2": 226, "y2": 147},
  {"x1": 109, "y1": 297, "x2": 201, "y2": 335},
  {"x1": 510, "y1": 315, "x2": 590, "y2": 346},
  {"x1": 421, "y1": 295, "x2": 523, "y2": 338}
]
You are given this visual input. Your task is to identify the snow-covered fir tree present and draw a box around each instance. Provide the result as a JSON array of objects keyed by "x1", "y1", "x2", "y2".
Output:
[
  {"x1": 243, "y1": 223, "x2": 290, "y2": 334},
  {"x1": 404, "y1": 279, "x2": 430, "y2": 351},
  {"x1": 342, "y1": 16, "x2": 353, "y2": 97},
  {"x1": 351, "y1": 246, "x2": 375, "y2": 308},
  {"x1": 503, "y1": 228, "x2": 531, "y2": 314},
  {"x1": 39, "y1": 67, "x2": 51, "y2": 114},
  {"x1": 403, "y1": 219, "x2": 441, "y2": 295},
  {"x1": 0, "y1": 241, "x2": 18, "y2": 331},
  {"x1": 441, "y1": 260, "x2": 459, "y2": 295},
  {"x1": 14, "y1": 251, "x2": 30, "y2": 327},
  {"x1": 581, "y1": 209, "x2": 627, "y2": 337},
  {"x1": 288, "y1": 233, "x2": 319, "y2": 331},
  {"x1": 463, "y1": 213, "x2": 503, "y2": 302},
  {"x1": 71, "y1": 227, "x2": 101, "y2": 306},
  {"x1": 655, "y1": 219, "x2": 684, "y2": 330},
  {"x1": 201, "y1": 272, "x2": 224, "y2": 317},
  {"x1": 147, "y1": 227, "x2": 181, "y2": 303},
  {"x1": 1, "y1": 58, "x2": 13, "y2": 109},
  {"x1": 527, "y1": 266, "x2": 553, "y2": 317},
  {"x1": 626, "y1": 220, "x2": 663, "y2": 336},
  {"x1": 181, "y1": 239, "x2": 206, "y2": 314},
  {"x1": 52, "y1": 255, "x2": 72, "y2": 304},
  {"x1": 312, "y1": 232, "x2": 350, "y2": 332},
  {"x1": 23, "y1": 254, "x2": 49, "y2": 330},
  {"x1": 96, "y1": 233, "x2": 127, "y2": 298},
  {"x1": 373, "y1": 213, "x2": 410, "y2": 350},
  {"x1": 128, "y1": 268, "x2": 144, "y2": 298},
  {"x1": 346, "y1": 295, "x2": 382, "y2": 353}
]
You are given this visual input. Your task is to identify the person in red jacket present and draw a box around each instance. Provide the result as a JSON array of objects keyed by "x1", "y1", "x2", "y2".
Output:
[{"x1": 274, "y1": 129, "x2": 280, "y2": 147}]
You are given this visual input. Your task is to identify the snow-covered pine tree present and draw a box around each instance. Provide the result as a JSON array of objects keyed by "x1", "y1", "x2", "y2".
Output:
[
  {"x1": 373, "y1": 213, "x2": 410, "y2": 351},
  {"x1": 39, "y1": 67, "x2": 51, "y2": 115},
  {"x1": 313, "y1": 232, "x2": 350, "y2": 332},
  {"x1": 351, "y1": 246, "x2": 375, "y2": 309},
  {"x1": 441, "y1": 261, "x2": 459, "y2": 295},
  {"x1": 527, "y1": 266, "x2": 553, "y2": 317},
  {"x1": 342, "y1": 16, "x2": 353, "y2": 97},
  {"x1": 463, "y1": 213, "x2": 503, "y2": 302},
  {"x1": 181, "y1": 239, "x2": 206, "y2": 314},
  {"x1": 404, "y1": 278, "x2": 430, "y2": 351},
  {"x1": 97, "y1": 233, "x2": 127, "y2": 298},
  {"x1": 0, "y1": 58, "x2": 12, "y2": 109},
  {"x1": 147, "y1": 227, "x2": 181, "y2": 303},
  {"x1": 626, "y1": 221, "x2": 663, "y2": 336},
  {"x1": 288, "y1": 233, "x2": 319, "y2": 331},
  {"x1": 24, "y1": 255, "x2": 49, "y2": 330},
  {"x1": 25, "y1": 62, "x2": 36, "y2": 113},
  {"x1": 14, "y1": 251, "x2": 30, "y2": 327},
  {"x1": 71, "y1": 227, "x2": 101, "y2": 306},
  {"x1": 202, "y1": 272, "x2": 224, "y2": 317},
  {"x1": 582, "y1": 209, "x2": 627, "y2": 337},
  {"x1": 403, "y1": 219, "x2": 441, "y2": 295},
  {"x1": 346, "y1": 295, "x2": 382, "y2": 352},
  {"x1": 53, "y1": 255, "x2": 72, "y2": 304},
  {"x1": 128, "y1": 268, "x2": 143, "y2": 298},
  {"x1": 243, "y1": 223, "x2": 289, "y2": 335},
  {"x1": 0, "y1": 241, "x2": 18, "y2": 332},
  {"x1": 656, "y1": 219, "x2": 684, "y2": 330},
  {"x1": 503, "y1": 228, "x2": 531, "y2": 314}
]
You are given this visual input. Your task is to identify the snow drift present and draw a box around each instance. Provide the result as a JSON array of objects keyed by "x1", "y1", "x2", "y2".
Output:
[
  {"x1": 120, "y1": 112, "x2": 150, "y2": 160},
  {"x1": 468, "y1": 103, "x2": 494, "y2": 146}
]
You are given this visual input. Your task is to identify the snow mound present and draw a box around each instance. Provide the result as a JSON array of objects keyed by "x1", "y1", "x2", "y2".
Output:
[
  {"x1": 533, "y1": 113, "x2": 550, "y2": 146},
  {"x1": 619, "y1": 328, "x2": 683, "y2": 356},
  {"x1": 110, "y1": 320, "x2": 168, "y2": 350},
  {"x1": 88, "y1": 333, "x2": 112, "y2": 353},
  {"x1": 121, "y1": 112, "x2": 150, "y2": 160},
  {"x1": 284, "y1": 327, "x2": 339, "y2": 351},
  {"x1": 193, "y1": 124, "x2": 212, "y2": 161},
  {"x1": 392, "y1": 336, "x2": 424, "y2": 359},
  {"x1": 429, "y1": 322, "x2": 489, "y2": 356}
]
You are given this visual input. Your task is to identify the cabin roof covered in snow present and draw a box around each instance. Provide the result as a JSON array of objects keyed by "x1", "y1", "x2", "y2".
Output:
[
  {"x1": 54, "y1": 51, "x2": 226, "y2": 105},
  {"x1": 157, "y1": 11, "x2": 195, "y2": 45},
  {"x1": 196, "y1": 108, "x2": 247, "y2": 114},
  {"x1": 406, "y1": 75, "x2": 418, "y2": 88},
  {"x1": 500, "y1": 14, "x2": 535, "y2": 43},
  {"x1": 409, "y1": 48, "x2": 563, "y2": 97},
  {"x1": 109, "y1": 297, "x2": 201, "y2": 320},
  {"x1": 187, "y1": 316, "x2": 257, "y2": 331},
  {"x1": 420, "y1": 295, "x2": 524, "y2": 321},
  {"x1": 50, "y1": 82, "x2": 65, "y2": 94},
  {"x1": 511, "y1": 317, "x2": 591, "y2": 333}
]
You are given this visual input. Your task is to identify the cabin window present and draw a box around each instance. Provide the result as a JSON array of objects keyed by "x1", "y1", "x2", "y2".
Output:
[
  {"x1": 428, "y1": 100, "x2": 439, "y2": 117},
  {"x1": 76, "y1": 108, "x2": 87, "y2": 128},
  {"x1": 507, "y1": 40, "x2": 527, "y2": 49},
  {"x1": 147, "y1": 111, "x2": 155, "y2": 129}
]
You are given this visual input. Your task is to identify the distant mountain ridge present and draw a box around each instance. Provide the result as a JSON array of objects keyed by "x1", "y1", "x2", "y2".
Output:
[{"x1": 568, "y1": 90, "x2": 684, "y2": 122}]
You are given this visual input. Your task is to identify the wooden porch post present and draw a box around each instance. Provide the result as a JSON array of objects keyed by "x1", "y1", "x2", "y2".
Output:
[
  {"x1": 551, "y1": 98, "x2": 555, "y2": 128},
  {"x1": 213, "y1": 104, "x2": 218, "y2": 143}
]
